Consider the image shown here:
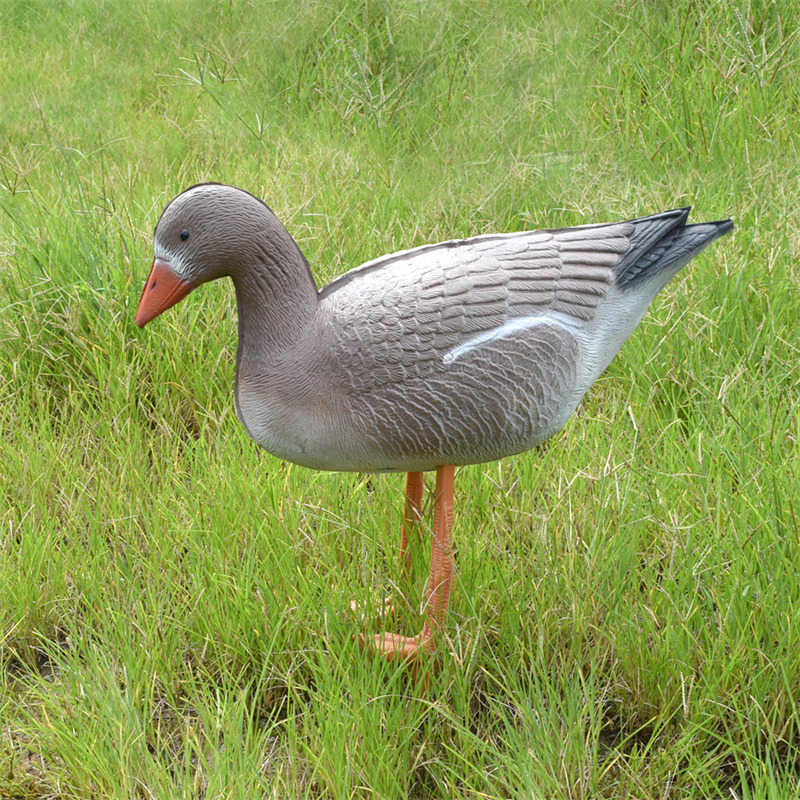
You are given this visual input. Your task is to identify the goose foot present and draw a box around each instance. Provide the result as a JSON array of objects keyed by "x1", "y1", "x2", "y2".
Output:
[
  {"x1": 362, "y1": 630, "x2": 434, "y2": 694},
  {"x1": 363, "y1": 631, "x2": 432, "y2": 663}
]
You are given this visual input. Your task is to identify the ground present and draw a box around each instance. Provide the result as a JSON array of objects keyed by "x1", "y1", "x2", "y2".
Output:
[{"x1": 1, "y1": 1, "x2": 799, "y2": 797}]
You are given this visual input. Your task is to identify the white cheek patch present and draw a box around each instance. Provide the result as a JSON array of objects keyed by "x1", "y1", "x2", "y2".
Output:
[
  {"x1": 153, "y1": 243, "x2": 189, "y2": 281},
  {"x1": 443, "y1": 312, "x2": 582, "y2": 366}
]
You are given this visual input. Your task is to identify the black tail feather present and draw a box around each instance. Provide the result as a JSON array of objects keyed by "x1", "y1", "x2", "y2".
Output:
[{"x1": 615, "y1": 209, "x2": 733, "y2": 290}]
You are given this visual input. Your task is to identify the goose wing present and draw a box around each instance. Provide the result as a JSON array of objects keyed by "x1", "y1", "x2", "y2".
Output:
[{"x1": 321, "y1": 210, "x2": 690, "y2": 395}]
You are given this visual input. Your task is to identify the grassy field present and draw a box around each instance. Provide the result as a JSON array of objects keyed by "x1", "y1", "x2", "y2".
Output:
[{"x1": 1, "y1": 0, "x2": 798, "y2": 797}]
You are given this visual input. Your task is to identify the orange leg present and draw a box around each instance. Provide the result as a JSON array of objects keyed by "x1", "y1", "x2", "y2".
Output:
[
  {"x1": 349, "y1": 470, "x2": 426, "y2": 623},
  {"x1": 399, "y1": 471, "x2": 424, "y2": 576},
  {"x1": 368, "y1": 464, "x2": 455, "y2": 664}
]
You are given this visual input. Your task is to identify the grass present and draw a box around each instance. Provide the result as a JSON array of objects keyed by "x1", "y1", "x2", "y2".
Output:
[{"x1": 1, "y1": 0, "x2": 798, "y2": 796}]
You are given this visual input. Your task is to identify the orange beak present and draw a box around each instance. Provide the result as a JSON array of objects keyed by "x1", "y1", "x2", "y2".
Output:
[{"x1": 135, "y1": 258, "x2": 196, "y2": 327}]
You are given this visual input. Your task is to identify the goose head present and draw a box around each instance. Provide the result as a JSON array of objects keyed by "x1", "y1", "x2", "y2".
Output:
[{"x1": 135, "y1": 183, "x2": 298, "y2": 327}]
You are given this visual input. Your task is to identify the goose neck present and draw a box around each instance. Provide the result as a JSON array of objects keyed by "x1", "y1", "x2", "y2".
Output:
[{"x1": 231, "y1": 243, "x2": 318, "y2": 373}]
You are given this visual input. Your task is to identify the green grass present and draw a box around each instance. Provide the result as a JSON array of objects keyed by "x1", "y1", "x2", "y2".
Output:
[{"x1": 1, "y1": 0, "x2": 798, "y2": 797}]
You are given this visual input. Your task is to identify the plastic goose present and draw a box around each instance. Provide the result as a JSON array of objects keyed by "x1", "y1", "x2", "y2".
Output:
[{"x1": 136, "y1": 183, "x2": 732, "y2": 665}]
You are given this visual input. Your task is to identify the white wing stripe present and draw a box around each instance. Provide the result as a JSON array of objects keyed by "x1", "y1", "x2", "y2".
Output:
[{"x1": 442, "y1": 313, "x2": 581, "y2": 366}]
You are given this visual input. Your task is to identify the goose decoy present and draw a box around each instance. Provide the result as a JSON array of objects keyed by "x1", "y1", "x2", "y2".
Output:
[{"x1": 136, "y1": 183, "x2": 733, "y2": 665}]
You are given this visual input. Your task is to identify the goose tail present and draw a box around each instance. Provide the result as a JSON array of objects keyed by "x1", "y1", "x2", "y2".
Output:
[{"x1": 615, "y1": 208, "x2": 734, "y2": 291}]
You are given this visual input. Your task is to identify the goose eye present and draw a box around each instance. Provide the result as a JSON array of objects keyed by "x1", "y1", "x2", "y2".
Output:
[{"x1": 180, "y1": 230, "x2": 189, "y2": 241}]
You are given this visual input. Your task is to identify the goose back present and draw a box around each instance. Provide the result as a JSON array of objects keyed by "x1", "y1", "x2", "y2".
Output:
[{"x1": 234, "y1": 208, "x2": 732, "y2": 472}]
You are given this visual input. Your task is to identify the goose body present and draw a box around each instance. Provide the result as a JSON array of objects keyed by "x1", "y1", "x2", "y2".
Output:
[
  {"x1": 136, "y1": 183, "x2": 733, "y2": 667},
  {"x1": 138, "y1": 184, "x2": 732, "y2": 473}
]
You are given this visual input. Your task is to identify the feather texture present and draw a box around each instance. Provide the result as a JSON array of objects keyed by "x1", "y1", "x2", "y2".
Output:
[{"x1": 142, "y1": 185, "x2": 733, "y2": 472}]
